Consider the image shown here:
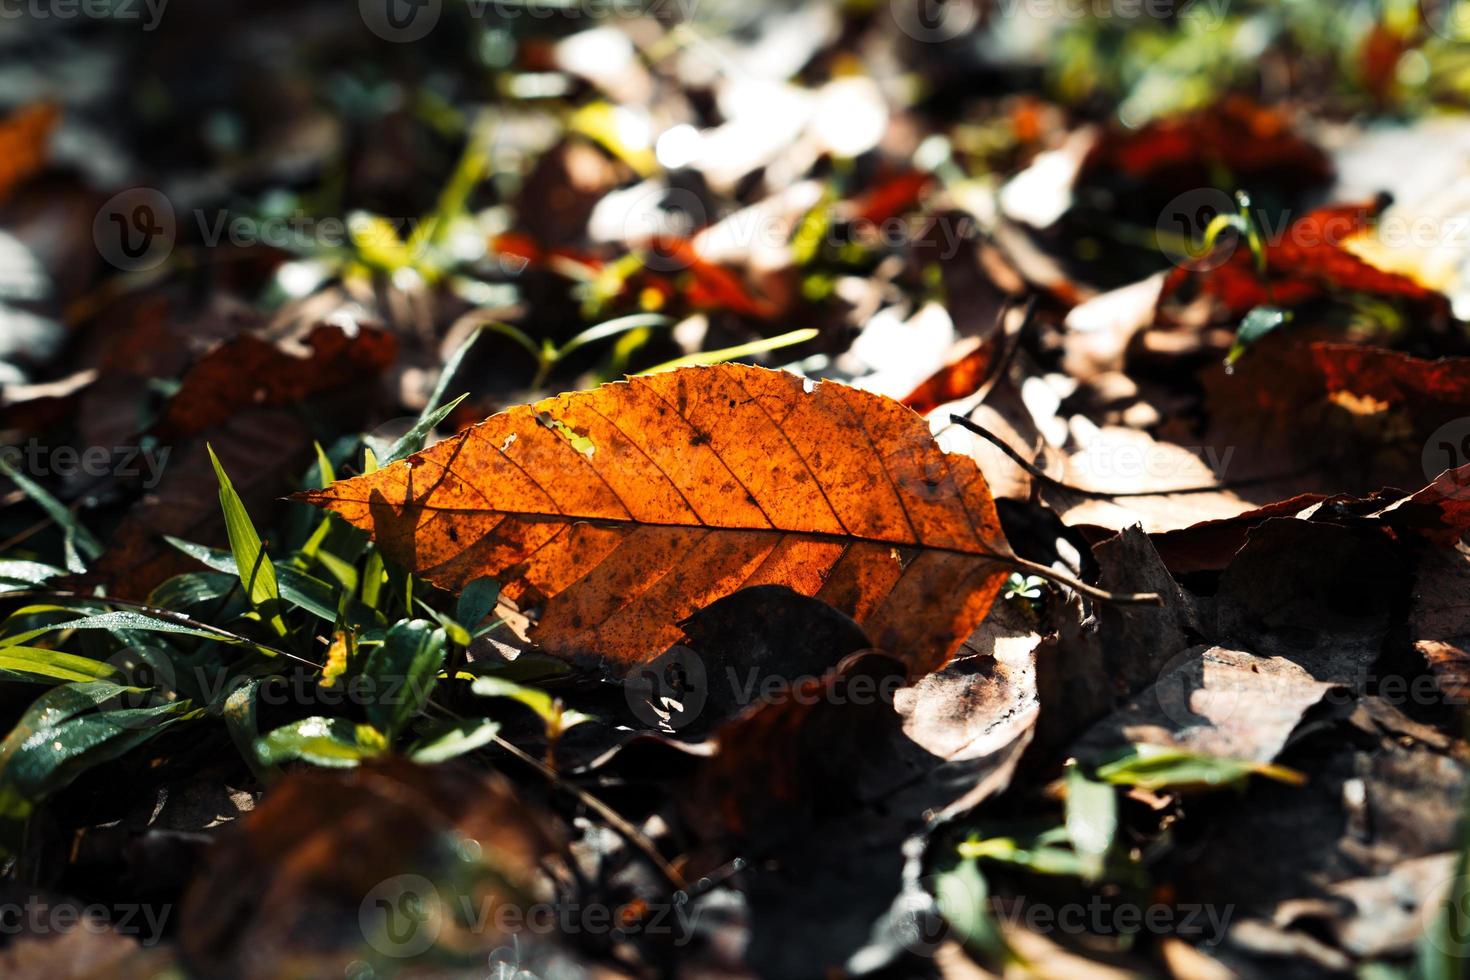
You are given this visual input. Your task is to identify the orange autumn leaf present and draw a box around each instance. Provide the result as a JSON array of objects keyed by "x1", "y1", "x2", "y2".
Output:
[
  {"x1": 901, "y1": 335, "x2": 997, "y2": 417},
  {"x1": 302, "y1": 364, "x2": 1018, "y2": 676},
  {"x1": 0, "y1": 104, "x2": 58, "y2": 202},
  {"x1": 848, "y1": 171, "x2": 933, "y2": 226}
]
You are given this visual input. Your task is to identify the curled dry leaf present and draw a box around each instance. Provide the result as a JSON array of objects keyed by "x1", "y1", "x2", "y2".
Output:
[{"x1": 304, "y1": 364, "x2": 1017, "y2": 676}]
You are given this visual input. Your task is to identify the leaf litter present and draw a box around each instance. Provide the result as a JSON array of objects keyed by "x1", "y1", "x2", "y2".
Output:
[{"x1": 2, "y1": 4, "x2": 1470, "y2": 979}]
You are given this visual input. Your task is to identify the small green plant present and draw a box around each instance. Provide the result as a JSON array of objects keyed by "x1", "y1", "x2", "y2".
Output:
[{"x1": 0, "y1": 343, "x2": 591, "y2": 856}]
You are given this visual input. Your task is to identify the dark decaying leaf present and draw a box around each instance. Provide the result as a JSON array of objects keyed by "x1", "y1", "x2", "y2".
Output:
[
  {"x1": 676, "y1": 598, "x2": 1039, "y2": 977},
  {"x1": 88, "y1": 410, "x2": 314, "y2": 599},
  {"x1": 155, "y1": 323, "x2": 397, "y2": 439},
  {"x1": 178, "y1": 758, "x2": 573, "y2": 980},
  {"x1": 1175, "y1": 697, "x2": 1465, "y2": 972},
  {"x1": 1072, "y1": 645, "x2": 1339, "y2": 767},
  {"x1": 1411, "y1": 546, "x2": 1470, "y2": 709}
]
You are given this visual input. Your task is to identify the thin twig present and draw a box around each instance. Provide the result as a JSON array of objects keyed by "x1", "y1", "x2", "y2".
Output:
[
  {"x1": 422, "y1": 697, "x2": 686, "y2": 892},
  {"x1": 933, "y1": 295, "x2": 1037, "y2": 439},
  {"x1": 487, "y1": 730, "x2": 689, "y2": 893},
  {"x1": 1001, "y1": 554, "x2": 1162, "y2": 606},
  {"x1": 948, "y1": 414, "x2": 1296, "y2": 499},
  {"x1": 971, "y1": 294, "x2": 1036, "y2": 406},
  {"x1": 428, "y1": 693, "x2": 690, "y2": 894},
  {"x1": 0, "y1": 515, "x2": 55, "y2": 555}
]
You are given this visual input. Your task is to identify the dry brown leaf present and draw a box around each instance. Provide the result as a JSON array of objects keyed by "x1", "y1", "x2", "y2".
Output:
[
  {"x1": 156, "y1": 323, "x2": 397, "y2": 439},
  {"x1": 304, "y1": 364, "x2": 1019, "y2": 676},
  {"x1": 179, "y1": 759, "x2": 568, "y2": 980}
]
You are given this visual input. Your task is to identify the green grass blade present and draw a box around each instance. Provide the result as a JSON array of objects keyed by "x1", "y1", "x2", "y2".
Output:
[
  {"x1": 0, "y1": 456, "x2": 103, "y2": 562},
  {"x1": 206, "y1": 446, "x2": 286, "y2": 636}
]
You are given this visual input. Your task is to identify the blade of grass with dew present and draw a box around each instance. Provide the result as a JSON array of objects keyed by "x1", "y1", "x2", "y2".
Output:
[
  {"x1": 0, "y1": 560, "x2": 65, "y2": 592},
  {"x1": 0, "y1": 682, "x2": 197, "y2": 855},
  {"x1": 45, "y1": 610, "x2": 241, "y2": 643},
  {"x1": 207, "y1": 446, "x2": 286, "y2": 637}
]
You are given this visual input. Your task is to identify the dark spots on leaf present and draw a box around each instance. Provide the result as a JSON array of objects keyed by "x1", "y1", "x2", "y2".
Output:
[{"x1": 690, "y1": 431, "x2": 710, "y2": 446}]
